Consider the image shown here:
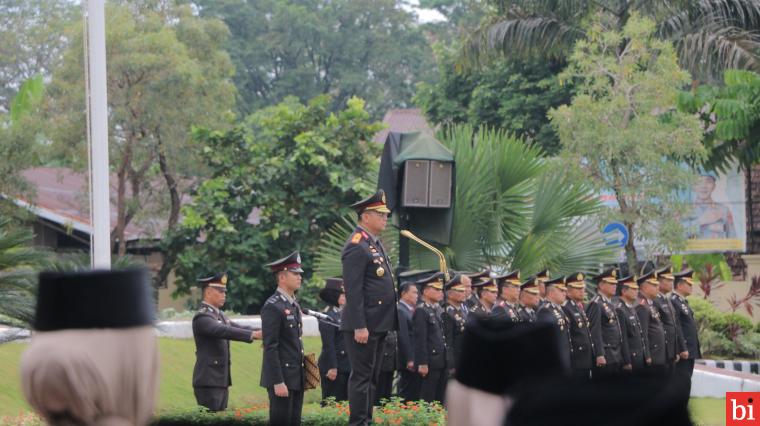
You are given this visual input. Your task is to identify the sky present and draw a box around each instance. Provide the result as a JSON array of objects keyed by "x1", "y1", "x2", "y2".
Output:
[{"x1": 401, "y1": 0, "x2": 448, "y2": 23}]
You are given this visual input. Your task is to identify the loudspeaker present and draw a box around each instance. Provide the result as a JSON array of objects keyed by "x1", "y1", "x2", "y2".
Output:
[
  {"x1": 402, "y1": 160, "x2": 430, "y2": 207},
  {"x1": 428, "y1": 161, "x2": 452, "y2": 208}
]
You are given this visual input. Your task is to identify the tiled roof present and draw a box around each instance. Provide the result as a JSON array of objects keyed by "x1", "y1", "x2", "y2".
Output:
[{"x1": 373, "y1": 108, "x2": 433, "y2": 143}]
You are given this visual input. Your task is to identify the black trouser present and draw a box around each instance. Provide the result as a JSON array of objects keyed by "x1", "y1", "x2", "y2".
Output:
[
  {"x1": 645, "y1": 364, "x2": 669, "y2": 376},
  {"x1": 675, "y1": 358, "x2": 696, "y2": 396},
  {"x1": 375, "y1": 370, "x2": 395, "y2": 405},
  {"x1": 418, "y1": 368, "x2": 447, "y2": 403},
  {"x1": 572, "y1": 368, "x2": 591, "y2": 381},
  {"x1": 267, "y1": 387, "x2": 304, "y2": 426},
  {"x1": 592, "y1": 362, "x2": 621, "y2": 379},
  {"x1": 194, "y1": 387, "x2": 228, "y2": 412},
  {"x1": 398, "y1": 368, "x2": 420, "y2": 402},
  {"x1": 321, "y1": 370, "x2": 350, "y2": 404},
  {"x1": 344, "y1": 331, "x2": 386, "y2": 426}
]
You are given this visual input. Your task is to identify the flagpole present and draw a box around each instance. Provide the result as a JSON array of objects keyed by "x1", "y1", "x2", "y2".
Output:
[{"x1": 84, "y1": 0, "x2": 111, "y2": 269}]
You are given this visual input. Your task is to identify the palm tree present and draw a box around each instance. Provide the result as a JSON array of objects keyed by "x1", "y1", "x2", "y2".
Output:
[
  {"x1": 0, "y1": 217, "x2": 47, "y2": 331},
  {"x1": 314, "y1": 124, "x2": 615, "y2": 277},
  {"x1": 466, "y1": 0, "x2": 760, "y2": 81}
]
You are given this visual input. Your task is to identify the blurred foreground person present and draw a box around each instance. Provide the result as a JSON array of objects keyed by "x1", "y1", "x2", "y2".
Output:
[
  {"x1": 21, "y1": 269, "x2": 158, "y2": 426},
  {"x1": 446, "y1": 317, "x2": 567, "y2": 426},
  {"x1": 193, "y1": 272, "x2": 261, "y2": 412}
]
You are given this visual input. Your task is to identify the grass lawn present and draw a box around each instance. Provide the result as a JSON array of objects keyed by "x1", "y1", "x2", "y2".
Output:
[{"x1": 0, "y1": 337, "x2": 727, "y2": 425}]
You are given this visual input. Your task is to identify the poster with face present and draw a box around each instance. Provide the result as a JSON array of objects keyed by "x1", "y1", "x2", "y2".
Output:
[{"x1": 680, "y1": 168, "x2": 745, "y2": 252}]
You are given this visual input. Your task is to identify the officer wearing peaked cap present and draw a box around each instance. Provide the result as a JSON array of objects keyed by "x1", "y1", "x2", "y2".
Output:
[
  {"x1": 636, "y1": 271, "x2": 668, "y2": 374},
  {"x1": 616, "y1": 275, "x2": 649, "y2": 372},
  {"x1": 654, "y1": 266, "x2": 687, "y2": 373},
  {"x1": 260, "y1": 252, "x2": 305, "y2": 425},
  {"x1": 518, "y1": 276, "x2": 540, "y2": 322},
  {"x1": 442, "y1": 274, "x2": 468, "y2": 374},
  {"x1": 534, "y1": 269, "x2": 551, "y2": 310},
  {"x1": 463, "y1": 269, "x2": 489, "y2": 310},
  {"x1": 587, "y1": 268, "x2": 625, "y2": 377},
  {"x1": 193, "y1": 272, "x2": 261, "y2": 412},
  {"x1": 562, "y1": 273, "x2": 595, "y2": 381},
  {"x1": 470, "y1": 278, "x2": 498, "y2": 318},
  {"x1": 341, "y1": 190, "x2": 398, "y2": 426},
  {"x1": 492, "y1": 270, "x2": 522, "y2": 322},
  {"x1": 537, "y1": 276, "x2": 573, "y2": 369},
  {"x1": 413, "y1": 272, "x2": 448, "y2": 403},
  {"x1": 671, "y1": 269, "x2": 701, "y2": 395}
]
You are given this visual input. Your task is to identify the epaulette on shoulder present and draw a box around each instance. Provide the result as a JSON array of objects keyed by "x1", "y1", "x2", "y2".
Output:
[
  {"x1": 265, "y1": 296, "x2": 278, "y2": 305},
  {"x1": 591, "y1": 295, "x2": 601, "y2": 303},
  {"x1": 351, "y1": 232, "x2": 363, "y2": 244}
]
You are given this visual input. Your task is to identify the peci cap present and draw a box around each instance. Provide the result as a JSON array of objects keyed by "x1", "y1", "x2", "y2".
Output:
[
  {"x1": 34, "y1": 269, "x2": 155, "y2": 331},
  {"x1": 319, "y1": 277, "x2": 344, "y2": 307}
]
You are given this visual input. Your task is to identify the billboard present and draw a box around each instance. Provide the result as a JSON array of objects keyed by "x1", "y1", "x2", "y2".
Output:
[
  {"x1": 680, "y1": 168, "x2": 746, "y2": 252},
  {"x1": 600, "y1": 164, "x2": 746, "y2": 254}
]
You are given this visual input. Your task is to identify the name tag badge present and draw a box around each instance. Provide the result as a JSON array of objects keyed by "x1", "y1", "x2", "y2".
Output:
[{"x1": 287, "y1": 314, "x2": 295, "y2": 320}]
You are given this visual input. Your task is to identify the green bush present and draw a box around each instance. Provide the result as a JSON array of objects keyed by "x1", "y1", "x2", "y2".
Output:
[{"x1": 689, "y1": 297, "x2": 760, "y2": 359}]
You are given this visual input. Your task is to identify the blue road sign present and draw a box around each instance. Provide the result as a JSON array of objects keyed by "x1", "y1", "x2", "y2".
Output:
[{"x1": 602, "y1": 222, "x2": 628, "y2": 248}]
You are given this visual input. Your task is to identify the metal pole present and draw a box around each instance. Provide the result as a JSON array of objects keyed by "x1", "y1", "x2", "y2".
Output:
[{"x1": 85, "y1": 0, "x2": 111, "y2": 269}]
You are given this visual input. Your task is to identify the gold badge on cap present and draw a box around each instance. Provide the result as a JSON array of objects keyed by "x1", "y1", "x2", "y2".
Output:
[
  {"x1": 377, "y1": 266, "x2": 385, "y2": 277},
  {"x1": 221, "y1": 274, "x2": 228, "y2": 285},
  {"x1": 577, "y1": 273, "x2": 584, "y2": 281},
  {"x1": 381, "y1": 192, "x2": 386, "y2": 204},
  {"x1": 611, "y1": 270, "x2": 617, "y2": 278}
]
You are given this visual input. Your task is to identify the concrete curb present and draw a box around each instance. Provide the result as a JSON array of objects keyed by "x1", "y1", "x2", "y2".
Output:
[{"x1": 692, "y1": 364, "x2": 760, "y2": 397}]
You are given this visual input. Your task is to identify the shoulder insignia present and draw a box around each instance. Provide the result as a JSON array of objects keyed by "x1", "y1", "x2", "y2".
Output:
[
  {"x1": 361, "y1": 231, "x2": 369, "y2": 240},
  {"x1": 351, "y1": 232, "x2": 362, "y2": 244},
  {"x1": 265, "y1": 296, "x2": 277, "y2": 305}
]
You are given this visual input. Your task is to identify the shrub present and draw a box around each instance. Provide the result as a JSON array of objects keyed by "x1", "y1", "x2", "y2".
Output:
[{"x1": 690, "y1": 297, "x2": 760, "y2": 358}]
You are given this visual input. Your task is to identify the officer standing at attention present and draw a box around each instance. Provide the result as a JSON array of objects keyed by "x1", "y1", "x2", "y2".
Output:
[
  {"x1": 464, "y1": 270, "x2": 489, "y2": 310},
  {"x1": 616, "y1": 275, "x2": 648, "y2": 372},
  {"x1": 537, "y1": 276, "x2": 573, "y2": 369},
  {"x1": 469, "y1": 278, "x2": 499, "y2": 317},
  {"x1": 341, "y1": 190, "x2": 397, "y2": 426},
  {"x1": 636, "y1": 271, "x2": 668, "y2": 374},
  {"x1": 317, "y1": 277, "x2": 350, "y2": 404},
  {"x1": 562, "y1": 273, "x2": 595, "y2": 380},
  {"x1": 587, "y1": 268, "x2": 625, "y2": 377},
  {"x1": 671, "y1": 269, "x2": 701, "y2": 394},
  {"x1": 518, "y1": 276, "x2": 540, "y2": 322},
  {"x1": 655, "y1": 267, "x2": 687, "y2": 373},
  {"x1": 535, "y1": 269, "x2": 551, "y2": 310},
  {"x1": 413, "y1": 272, "x2": 448, "y2": 403},
  {"x1": 260, "y1": 252, "x2": 306, "y2": 425},
  {"x1": 491, "y1": 270, "x2": 522, "y2": 321},
  {"x1": 192, "y1": 273, "x2": 261, "y2": 412},
  {"x1": 442, "y1": 274, "x2": 467, "y2": 375},
  {"x1": 397, "y1": 282, "x2": 419, "y2": 402}
]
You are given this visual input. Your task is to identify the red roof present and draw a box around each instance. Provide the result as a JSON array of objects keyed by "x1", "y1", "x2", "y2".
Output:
[
  {"x1": 15, "y1": 167, "x2": 162, "y2": 241},
  {"x1": 373, "y1": 108, "x2": 434, "y2": 143}
]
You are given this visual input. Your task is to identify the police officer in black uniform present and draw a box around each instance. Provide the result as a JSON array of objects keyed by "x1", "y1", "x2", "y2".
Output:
[
  {"x1": 562, "y1": 273, "x2": 595, "y2": 380},
  {"x1": 260, "y1": 252, "x2": 306, "y2": 425},
  {"x1": 535, "y1": 269, "x2": 551, "y2": 310},
  {"x1": 396, "y1": 280, "x2": 419, "y2": 402},
  {"x1": 587, "y1": 268, "x2": 625, "y2": 377},
  {"x1": 413, "y1": 272, "x2": 448, "y2": 403},
  {"x1": 192, "y1": 272, "x2": 261, "y2": 412},
  {"x1": 616, "y1": 275, "x2": 649, "y2": 371},
  {"x1": 491, "y1": 270, "x2": 522, "y2": 322},
  {"x1": 341, "y1": 190, "x2": 397, "y2": 426},
  {"x1": 537, "y1": 276, "x2": 573, "y2": 369},
  {"x1": 463, "y1": 270, "x2": 489, "y2": 310},
  {"x1": 442, "y1": 274, "x2": 467, "y2": 374},
  {"x1": 376, "y1": 329, "x2": 398, "y2": 405},
  {"x1": 317, "y1": 277, "x2": 350, "y2": 404},
  {"x1": 518, "y1": 276, "x2": 540, "y2": 322},
  {"x1": 469, "y1": 278, "x2": 498, "y2": 318},
  {"x1": 655, "y1": 266, "x2": 687, "y2": 373},
  {"x1": 671, "y1": 269, "x2": 701, "y2": 394},
  {"x1": 636, "y1": 271, "x2": 668, "y2": 375}
]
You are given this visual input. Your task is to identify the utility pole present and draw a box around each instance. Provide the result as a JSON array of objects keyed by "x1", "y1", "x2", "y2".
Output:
[{"x1": 84, "y1": 0, "x2": 111, "y2": 269}]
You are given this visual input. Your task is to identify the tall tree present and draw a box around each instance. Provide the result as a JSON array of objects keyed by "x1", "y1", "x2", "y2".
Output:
[
  {"x1": 0, "y1": 0, "x2": 77, "y2": 112},
  {"x1": 466, "y1": 0, "x2": 760, "y2": 81},
  {"x1": 45, "y1": 1, "x2": 236, "y2": 257},
  {"x1": 191, "y1": 0, "x2": 436, "y2": 117},
  {"x1": 165, "y1": 95, "x2": 382, "y2": 313},
  {"x1": 415, "y1": 47, "x2": 573, "y2": 154},
  {"x1": 549, "y1": 14, "x2": 706, "y2": 272}
]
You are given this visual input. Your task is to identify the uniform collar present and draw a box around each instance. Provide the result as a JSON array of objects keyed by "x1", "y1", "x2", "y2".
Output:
[
  {"x1": 277, "y1": 287, "x2": 296, "y2": 304},
  {"x1": 400, "y1": 300, "x2": 414, "y2": 311},
  {"x1": 673, "y1": 291, "x2": 688, "y2": 301},
  {"x1": 600, "y1": 294, "x2": 613, "y2": 304},
  {"x1": 201, "y1": 301, "x2": 220, "y2": 315},
  {"x1": 357, "y1": 225, "x2": 379, "y2": 243}
]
